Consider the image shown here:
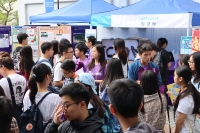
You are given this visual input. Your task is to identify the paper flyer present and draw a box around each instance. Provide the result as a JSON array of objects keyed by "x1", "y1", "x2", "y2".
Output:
[
  {"x1": 180, "y1": 36, "x2": 192, "y2": 54},
  {"x1": 167, "y1": 83, "x2": 180, "y2": 102},
  {"x1": 192, "y1": 29, "x2": 200, "y2": 53}
]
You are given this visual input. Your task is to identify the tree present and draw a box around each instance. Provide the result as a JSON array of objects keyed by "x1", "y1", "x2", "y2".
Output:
[{"x1": 0, "y1": 0, "x2": 18, "y2": 26}]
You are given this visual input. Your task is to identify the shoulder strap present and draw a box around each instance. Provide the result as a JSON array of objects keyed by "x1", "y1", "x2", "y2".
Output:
[
  {"x1": 36, "y1": 59, "x2": 50, "y2": 65},
  {"x1": 82, "y1": 124, "x2": 102, "y2": 133},
  {"x1": 7, "y1": 77, "x2": 17, "y2": 106},
  {"x1": 61, "y1": 121, "x2": 70, "y2": 133},
  {"x1": 36, "y1": 92, "x2": 52, "y2": 106}
]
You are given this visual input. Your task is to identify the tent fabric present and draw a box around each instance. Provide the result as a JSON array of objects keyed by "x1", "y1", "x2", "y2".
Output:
[
  {"x1": 91, "y1": 0, "x2": 200, "y2": 27},
  {"x1": 30, "y1": 0, "x2": 119, "y2": 23}
]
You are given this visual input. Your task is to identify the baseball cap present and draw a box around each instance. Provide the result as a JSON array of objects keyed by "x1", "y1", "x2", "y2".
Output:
[{"x1": 77, "y1": 73, "x2": 97, "y2": 94}]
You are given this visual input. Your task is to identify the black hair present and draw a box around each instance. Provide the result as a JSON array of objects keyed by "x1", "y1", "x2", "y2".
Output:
[
  {"x1": 60, "y1": 38, "x2": 70, "y2": 45},
  {"x1": 157, "y1": 38, "x2": 168, "y2": 48},
  {"x1": 81, "y1": 83, "x2": 106, "y2": 118},
  {"x1": 75, "y1": 43, "x2": 88, "y2": 54},
  {"x1": 180, "y1": 54, "x2": 190, "y2": 67},
  {"x1": 0, "y1": 57, "x2": 14, "y2": 70},
  {"x1": 140, "y1": 70, "x2": 163, "y2": 113},
  {"x1": 0, "y1": 86, "x2": 5, "y2": 96},
  {"x1": 137, "y1": 43, "x2": 152, "y2": 54},
  {"x1": 17, "y1": 32, "x2": 28, "y2": 44},
  {"x1": 113, "y1": 38, "x2": 128, "y2": 65},
  {"x1": 60, "y1": 43, "x2": 73, "y2": 56},
  {"x1": 51, "y1": 40, "x2": 59, "y2": 55},
  {"x1": 40, "y1": 42, "x2": 53, "y2": 54},
  {"x1": 100, "y1": 58, "x2": 124, "y2": 92},
  {"x1": 19, "y1": 45, "x2": 35, "y2": 73},
  {"x1": 150, "y1": 42, "x2": 159, "y2": 52},
  {"x1": 88, "y1": 44, "x2": 107, "y2": 72},
  {"x1": 168, "y1": 52, "x2": 175, "y2": 62},
  {"x1": 61, "y1": 60, "x2": 75, "y2": 72},
  {"x1": 28, "y1": 64, "x2": 51, "y2": 104},
  {"x1": 59, "y1": 83, "x2": 91, "y2": 106},
  {"x1": 190, "y1": 52, "x2": 200, "y2": 84},
  {"x1": 174, "y1": 66, "x2": 200, "y2": 114},
  {"x1": 108, "y1": 79, "x2": 144, "y2": 118},
  {"x1": 87, "y1": 36, "x2": 96, "y2": 46},
  {"x1": 0, "y1": 96, "x2": 14, "y2": 133}
]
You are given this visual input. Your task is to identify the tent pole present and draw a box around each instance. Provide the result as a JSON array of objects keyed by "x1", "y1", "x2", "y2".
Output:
[
  {"x1": 57, "y1": 0, "x2": 59, "y2": 9},
  {"x1": 187, "y1": 28, "x2": 190, "y2": 36}
]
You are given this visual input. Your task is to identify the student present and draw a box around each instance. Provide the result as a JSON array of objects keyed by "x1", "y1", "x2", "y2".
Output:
[
  {"x1": 100, "y1": 58, "x2": 124, "y2": 103},
  {"x1": 50, "y1": 40, "x2": 59, "y2": 66},
  {"x1": 128, "y1": 43, "x2": 162, "y2": 87},
  {"x1": 139, "y1": 70, "x2": 167, "y2": 132},
  {"x1": 0, "y1": 51, "x2": 10, "y2": 80},
  {"x1": 157, "y1": 38, "x2": 171, "y2": 85},
  {"x1": 86, "y1": 36, "x2": 96, "y2": 61},
  {"x1": 189, "y1": 52, "x2": 200, "y2": 92},
  {"x1": 107, "y1": 79, "x2": 157, "y2": 132},
  {"x1": 179, "y1": 54, "x2": 190, "y2": 67},
  {"x1": 23, "y1": 64, "x2": 61, "y2": 124},
  {"x1": 53, "y1": 43, "x2": 74, "y2": 88},
  {"x1": 44, "y1": 83, "x2": 103, "y2": 133},
  {"x1": 171, "y1": 66, "x2": 200, "y2": 133},
  {"x1": 12, "y1": 33, "x2": 29, "y2": 70},
  {"x1": 149, "y1": 42, "x2": 159, "y2": 61},
  {"x1": 113, "y1": 38, "x2": 128, "y2": 78},
  {"x1": 0, "y1": 86, "x2": 19, "y2": 133},
  {"x1": 19, "y1": 45, "x2": 35, "y2": 81},
  {"x1": 37, "y1": 42, "x2": 54, "y2": 71},
  {"x1": 75, "y1": 43, "x2": 89, "y2": 72},
  {"x1": 87, "y1": 44, "x2": 107, "y2": 86},
  {"x1": 0, "y1": 57, "x2": 26, "y2": 107},
  {"x1": 61, "y1": 60, "x2": 77, "y2": 87}
]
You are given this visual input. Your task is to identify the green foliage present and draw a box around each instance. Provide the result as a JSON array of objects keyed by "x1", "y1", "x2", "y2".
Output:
[{"x1": 0, "y1": 0, "x2": 18, "y2": 25}]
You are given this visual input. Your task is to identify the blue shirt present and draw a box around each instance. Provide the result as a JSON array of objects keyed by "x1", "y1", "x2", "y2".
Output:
[{"x1": 128, "y1": 59, "x2": 162, "y2": 87}]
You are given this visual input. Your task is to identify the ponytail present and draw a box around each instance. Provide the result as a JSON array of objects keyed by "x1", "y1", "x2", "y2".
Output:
[{"x1": 28, "y1": 74, "x2": 38, "y2": 105}]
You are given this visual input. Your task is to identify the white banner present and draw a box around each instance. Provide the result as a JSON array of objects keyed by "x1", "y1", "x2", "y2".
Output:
[
  {"x1": 111, "y1": 13, "x2": 192, "y2": 28},
  {"x1": 85, "y1": 29, "x2": 97, "y2": 40}
]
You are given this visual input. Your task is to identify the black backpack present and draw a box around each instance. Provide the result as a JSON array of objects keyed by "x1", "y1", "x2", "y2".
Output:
[
  {"x1": 153, "y1": 50, "x2": 164, "y2": 74},
  {"x1": 7, "y1": 77, "x2": 23, "y2": 125},
  {"x1": 19, "y1": 92, "x2": 52, "y2": 133}
]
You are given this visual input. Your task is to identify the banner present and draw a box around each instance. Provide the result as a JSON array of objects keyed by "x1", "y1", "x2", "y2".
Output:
[
  {"x1": 44, "y1": 0, "x2": 54, "y2": 13},
  {"x1": 180, "y1": 36, "x2": 192, "y2": 54},
  {"x1": 85, "y1": 29, "x2": 96, "y2": 40},
  {"x1": 192, "y1": 29, "x2": 200, "y2": 53},
  {"x1": 0, "y1": 26, "x2": 11, "y2": 54},
  {"x1": 111, "y1": 13, "x2": 192, "y2": 28}
]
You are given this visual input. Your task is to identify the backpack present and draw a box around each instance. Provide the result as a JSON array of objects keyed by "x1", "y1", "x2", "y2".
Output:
[
  {"x1": 101, "y1": 106, "x2": 121, "y2": 133},
  {"x1": 186, "y1": 114, "x2": 200, "y2": 133},
  {"x1": 100, "y1": 87, "x2": 110, "y2": 105},
  {"x1": 32, "y1": 59, "x2": 51, "y2": 69},
  {"x1": 19, "y1": 92, "x2": 52, "y2": 133},
  {"x1": 153, "y1": 50, "x2": 164, "y2": 74},
  {"x1": 7, "y1": 77, "x2": 23, "y2": 125}
]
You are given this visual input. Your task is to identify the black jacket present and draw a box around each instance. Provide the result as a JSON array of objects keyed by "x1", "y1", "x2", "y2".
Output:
[{"x1": 44, "y1": 108, "x2": 103, "y2": 133}]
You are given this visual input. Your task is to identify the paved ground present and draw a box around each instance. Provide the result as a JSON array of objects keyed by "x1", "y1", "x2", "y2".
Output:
[{"x1": 164, "y1": 106, "x2": 175, "y2": 133}]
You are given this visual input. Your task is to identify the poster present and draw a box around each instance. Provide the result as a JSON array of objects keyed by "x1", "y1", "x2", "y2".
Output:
[
  {"x1": 180, "y1": 36, "x2": 192, "y2": 54},
  {"x1": 167, "y1": 83, "x2": 180, "y2": 102},
  {"x1": 192, "y1": 29, "x2": 200, "y2": 53},
  {"x1": 85, "y1": 29, "x2": 96, "y2": 40},
  {"x1": 0, "y1": 26, "x2": 11, "y2": 53},
  {"x1": 56, "y1": 34, "x2": 71, "y2": 42}
]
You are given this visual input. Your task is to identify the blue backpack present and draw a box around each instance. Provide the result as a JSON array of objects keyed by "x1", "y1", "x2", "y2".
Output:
[
  {"x1": 100, "y1": 87, "x2": 110, "y2": 105},
  {"x1": 19, "y1": 92, "x2": 52, "y2": 133}
]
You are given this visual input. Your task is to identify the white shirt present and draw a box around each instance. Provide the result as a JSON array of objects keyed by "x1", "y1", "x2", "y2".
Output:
[
  {"x1": 53, "y1": 61, "x2": 62, "y2": 82},
  {"x1": 38, "y1": 57, "x2": 53, "y2": 71},
  {"x1": 0, "y1": 74, "x2": 27, "y2": 104},
  {"x1": 191, "y1": 77, "x2": 200, "y2": 92},
  {"x1": 23, "y1": 90, "x2": 61, "y2": 123},
  {"x1": 113, "y1": 54, "x2": 128, "y2": 78},
  {"x1": 175, "y1": 95, "x2": 195, "y2": 133}
]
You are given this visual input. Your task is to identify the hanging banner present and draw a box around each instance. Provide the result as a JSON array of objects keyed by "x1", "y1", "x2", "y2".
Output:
[
  {"x1": 44, "y1": 0, "x2": 54, "y2": 13},
  {"x1": 180, "y1": 36, "x2": 192, "y2": 54}
]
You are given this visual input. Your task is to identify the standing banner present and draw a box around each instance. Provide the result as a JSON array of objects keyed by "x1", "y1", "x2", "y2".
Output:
[
  {"x1": 0, "y1": 26, "x2": 11, "y2": 54},
  {"x1": 44, "y1": 0, "x2": 54, "y2": 13},
  {"x1": 192, "y1": 29, "x2": 200, "y2": 53},
  {"x1": 180, "y1": 36, "x2": 192, "y2": 54},
  {"x1": 12, "y1": 26, "x2": 39, "y2": 61}
]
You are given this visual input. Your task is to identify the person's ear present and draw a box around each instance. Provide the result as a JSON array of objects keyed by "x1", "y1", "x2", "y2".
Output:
[
  {"x1": 80, "y1": 101, "x2": 86, "y2": 109},
  {"x1": 179, "y1": 77, "x2": 183, "y2": 82},
  {"x1": 1, "y1": 65, "x2": 6, "y2": 71},
  {"x1": 138, "y1": 102, "x2": 143, "y2": 111},
  {"x1": 109, "y1": 104, "x2": 117, "y2": 117}
]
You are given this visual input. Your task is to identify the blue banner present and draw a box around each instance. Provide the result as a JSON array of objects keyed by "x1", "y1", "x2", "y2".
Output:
[{"x1": 45, "y1": 0, "x2": 54, "y2": 13}]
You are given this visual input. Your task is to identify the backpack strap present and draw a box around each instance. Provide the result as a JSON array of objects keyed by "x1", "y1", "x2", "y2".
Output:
[
  {"x1": 82, "y1": 124, "x2": 102, "y2": 133},
  {"x1": 36, "y1": 59, "x2": 50, "y2": 65},
  {"x1": 60, "y1": 121, "x2": 70, "y2": 133},
  {"x1": 36, "y1": 92, "x2": 52, "y2": 106},
  {"x1": 7, "y1": 77, "x2": 17, "y2": 106}
]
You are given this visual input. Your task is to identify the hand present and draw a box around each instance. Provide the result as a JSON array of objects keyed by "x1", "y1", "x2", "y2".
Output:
[
  {"x1": 166, "y1": 91, "x2": 172, "y2": 96},
  {"x1": 53, "y1": 104, "x2": 63, "y2": 125},
  {"x1": 136, "y1": 80, "x2": 140, "y2": 84}
]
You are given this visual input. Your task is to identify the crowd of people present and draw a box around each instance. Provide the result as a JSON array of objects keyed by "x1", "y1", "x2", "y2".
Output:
[{"x1": 0, "y1": 32, "x2": 200, "y2": 133}]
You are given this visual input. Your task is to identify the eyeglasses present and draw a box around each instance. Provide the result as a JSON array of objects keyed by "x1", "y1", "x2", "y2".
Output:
[
  {"x1": 60, "y1": 101, "x2": 81, "y2": 110},
  {"x1": 188, "y1": 60, "x2": 194, "y2": 64},
  {"x1": 66, "y1": 51, "x2": 74, "y2": 54},
  {"x1": 63, "y1": 71, "x2": 71, "y2": 76}
]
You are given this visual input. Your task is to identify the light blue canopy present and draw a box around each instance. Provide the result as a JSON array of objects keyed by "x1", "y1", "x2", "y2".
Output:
[
  {"x1": 30, "y1": 0, "x2": 119, "y2": 23},
  {"x1": 91, "y1": 0, "x2": 200, "y2": 27}
]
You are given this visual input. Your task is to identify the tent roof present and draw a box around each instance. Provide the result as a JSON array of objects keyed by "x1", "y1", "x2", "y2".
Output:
[
  {"x1": 30, "y1": 0, "x2": 119, "y2": 23},
  {"x1": 175, "y1": 0, "x2": 200, "y2": 12}
]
